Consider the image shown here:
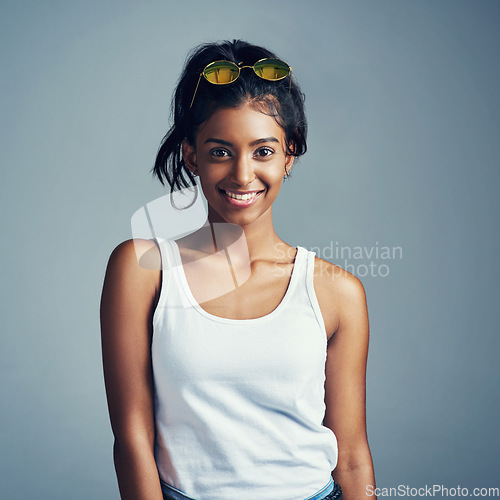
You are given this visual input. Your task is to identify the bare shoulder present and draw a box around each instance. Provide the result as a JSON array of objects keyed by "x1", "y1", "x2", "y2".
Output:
[
  {"x1": 313, "y1": 256, "x2": 366, "y2": 301},
  {"x1": 313, "y1": 256, "x2": 368, "y2": 337},
  {"x1": 108, "y1": 238, "x2": 161, "y2": 270},
  {"x1": 103, "y1": 238, "x2": 161, "y2": 298}
]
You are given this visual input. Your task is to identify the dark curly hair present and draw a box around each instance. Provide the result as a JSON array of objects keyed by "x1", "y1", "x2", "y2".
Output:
[{"x1": 152, "y1": 39, "x2": 308, "y2": 191}]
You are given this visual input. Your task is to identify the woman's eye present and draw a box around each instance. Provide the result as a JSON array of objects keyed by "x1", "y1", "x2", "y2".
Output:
[
  {"x1": 255, "y1": 147, "x2": 274, "y2": 158},
  {"x1": 210, "y1": 148, "x2": 230, "y2": 158}
]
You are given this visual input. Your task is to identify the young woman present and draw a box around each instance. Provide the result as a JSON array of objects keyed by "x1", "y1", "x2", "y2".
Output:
[{"x1": 101, "y1": 40, "x2": 376, "y2": 500}]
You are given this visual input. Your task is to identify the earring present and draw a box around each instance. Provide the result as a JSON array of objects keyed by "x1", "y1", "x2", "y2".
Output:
[{"x1": 283, "y1": 166, "x2": 290, "y2": 180}]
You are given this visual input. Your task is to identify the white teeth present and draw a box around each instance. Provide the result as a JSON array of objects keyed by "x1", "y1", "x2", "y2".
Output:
[{"x1": 224, "y1": 191, "x2": 258, "y2": 201}]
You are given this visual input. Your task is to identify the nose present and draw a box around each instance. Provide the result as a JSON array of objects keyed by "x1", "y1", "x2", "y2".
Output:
[{"x1": 230, "y1": 154, "x2": 255, "y2": 187}]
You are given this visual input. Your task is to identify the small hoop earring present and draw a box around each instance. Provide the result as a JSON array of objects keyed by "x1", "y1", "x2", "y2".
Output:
[{"x1": 283, "y1": 166, "x2": 290, "y2": 180}]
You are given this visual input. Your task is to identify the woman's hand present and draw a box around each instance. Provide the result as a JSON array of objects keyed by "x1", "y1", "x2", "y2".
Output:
[{"x1": 100, "y1": 239, "x2": 164, "y2": 500}]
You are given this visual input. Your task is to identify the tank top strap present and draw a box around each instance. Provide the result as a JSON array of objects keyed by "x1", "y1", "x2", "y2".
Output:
[
  {"x1": 303, "y1": 248, "x2": 327, "y2": 335},
  {"x1": 291, "y1": 246, "x2": 308, "y2": 279},
  {"x1": 283, "y1": 246, "x2": 308, "y2": 301},
  {"x1": 151, "y1": 237, "x2": 191, "y2": 317}
]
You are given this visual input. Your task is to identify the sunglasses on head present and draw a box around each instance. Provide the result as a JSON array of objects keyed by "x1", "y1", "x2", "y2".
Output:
[{"x1": 190, "y1": 58, "x2": 292, "y2": 108}]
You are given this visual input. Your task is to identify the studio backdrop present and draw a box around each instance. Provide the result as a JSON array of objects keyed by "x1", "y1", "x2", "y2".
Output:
[{"x1": 1, "y1": 1, "x2": 499, "y2": 499}]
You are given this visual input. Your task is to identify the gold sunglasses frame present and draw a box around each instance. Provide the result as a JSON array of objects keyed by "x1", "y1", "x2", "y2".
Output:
[{"x1": 189, "y1": 58, "x2": 292, "y2": 108}]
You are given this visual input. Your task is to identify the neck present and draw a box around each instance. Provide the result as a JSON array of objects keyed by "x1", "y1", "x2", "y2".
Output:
[{"x1": 204, "y1": 206, "x2": 285, "y2": 261}]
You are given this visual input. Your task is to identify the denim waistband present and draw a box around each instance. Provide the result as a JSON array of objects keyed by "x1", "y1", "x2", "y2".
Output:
[
  {"x1": 305, "y1": 477, "x2": 334, "y2": 500},
  {"x1": 160, "y1": 476, "x2": 341, "y2": 500},
  {"x1": 160, "y1": 480, "x2": 196, "y2": 500}
]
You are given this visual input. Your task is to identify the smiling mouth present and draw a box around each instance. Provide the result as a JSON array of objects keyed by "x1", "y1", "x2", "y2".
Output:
[{"x1": 219, "y1": 188, "x2": 265, "y2": 207}]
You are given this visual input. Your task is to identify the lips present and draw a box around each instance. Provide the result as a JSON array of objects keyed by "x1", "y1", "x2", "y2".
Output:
[{"x1": 219, "y1": 188, "x2": 264, "y2": 207}]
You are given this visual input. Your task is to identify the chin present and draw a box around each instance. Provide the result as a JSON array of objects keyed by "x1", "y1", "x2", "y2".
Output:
[{"x1": 208, "y1": 207, "x2": 258, "y2": 227}]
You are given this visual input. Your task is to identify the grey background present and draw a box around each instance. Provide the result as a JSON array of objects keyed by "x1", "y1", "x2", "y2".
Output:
[{"x1": 1, "y1": 0, "x2": 499, "y2": 498}]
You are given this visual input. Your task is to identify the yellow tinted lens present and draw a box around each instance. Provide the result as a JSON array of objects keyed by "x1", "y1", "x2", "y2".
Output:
[
  {"x1": 253, "y1": 59, "x2": 290, "y2": 81},
  {"x1": 203, "y1": 61, "x2": 239, "y2": 84}
]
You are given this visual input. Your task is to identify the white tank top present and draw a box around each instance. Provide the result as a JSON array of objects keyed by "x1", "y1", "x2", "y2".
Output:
[{"x1": 152, "y1": 238, "x2": 338, "y2": 500}]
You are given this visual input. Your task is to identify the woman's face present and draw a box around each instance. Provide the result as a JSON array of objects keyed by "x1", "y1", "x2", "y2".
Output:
[{"x1": 182, "y1": 101, "x2": 294, "y2": 227}]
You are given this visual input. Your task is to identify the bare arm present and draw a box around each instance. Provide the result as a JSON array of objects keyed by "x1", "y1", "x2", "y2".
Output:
[
  {"x1": 100, "y1": 239, "x2": 164, "y2": 500},
  {"x1": 319, "y1": 264, "x2": 376, "y2": 499}
]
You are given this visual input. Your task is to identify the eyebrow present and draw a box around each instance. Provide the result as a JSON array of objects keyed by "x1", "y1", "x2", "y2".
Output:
[{"x1": 204, "y1": 137, "x2": 280, "y2": 146}]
